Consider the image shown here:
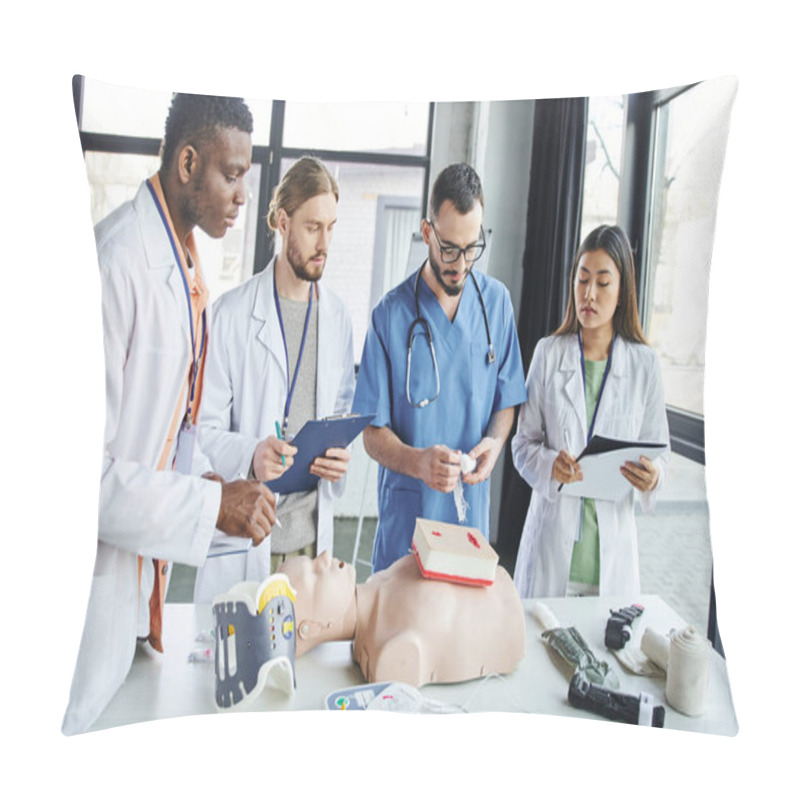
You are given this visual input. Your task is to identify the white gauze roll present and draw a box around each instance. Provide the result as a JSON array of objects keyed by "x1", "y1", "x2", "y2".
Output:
[
  {"x1": 640, "y1": 627, "x2": 670, "y2": 672},
  {"x1": 665, "y1": 626, "x2": 711, "y2": 716},
  {"x1": 453, "y1": 454, "x2": 477, "y2": 523}
]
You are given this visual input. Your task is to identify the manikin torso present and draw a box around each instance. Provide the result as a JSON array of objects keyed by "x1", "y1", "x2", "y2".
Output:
[{"x1": 278, "y1": 552, "x2": 525, "y2": 687}]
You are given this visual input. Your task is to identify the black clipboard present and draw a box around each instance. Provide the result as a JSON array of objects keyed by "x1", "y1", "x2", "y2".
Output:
[{"x1": 265, "y1": 413, "x2": 376, "y2": 495}]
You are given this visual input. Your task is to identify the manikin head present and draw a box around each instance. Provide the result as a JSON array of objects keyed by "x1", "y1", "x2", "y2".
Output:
[
  {"x1": 159, "y1": 93, "x2": 253, "y2": 239},
  {"x1": 268, "y1": 156, "x2": 339, "y2": 283},
  {"x1": 277, "y1": 551, "x2": 356, "y2": 657},
  {"x1": 421, "y1": 163, "x2": 486, "y2": 297}
]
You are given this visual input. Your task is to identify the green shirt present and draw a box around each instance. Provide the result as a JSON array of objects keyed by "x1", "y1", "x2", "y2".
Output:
[{"x1": 568, "y1": 357, "x2": 607, "y2": 586}]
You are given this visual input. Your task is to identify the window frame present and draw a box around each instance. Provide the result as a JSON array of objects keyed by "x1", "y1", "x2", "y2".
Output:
[
  {"x1": 616, "y1": 82, "x2": 707, "y2": 464},
  {"x1": 72, "y1": 76, "x2": 434, "y2": 280}
]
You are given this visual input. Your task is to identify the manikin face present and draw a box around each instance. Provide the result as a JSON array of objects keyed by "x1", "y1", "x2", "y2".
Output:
[
  {"x1": 423, "y1": 199, "x2": 484, "y2": 297},
  {"x1": 278, "y1": 551, "x2": 355, "y2": 625},
  {"x1": 574, "y1": 248, "x2": 621, "y2": 336},
  {"x1": 280, "y1": 192, "x2": 338, "y2": 282},
  {"x1": 182, "y1": 127, "x2": 252, "y2": 239}
]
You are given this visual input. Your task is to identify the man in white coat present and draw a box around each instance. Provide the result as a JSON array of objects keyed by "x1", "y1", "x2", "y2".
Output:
[
  {"x1": 195, "y1": 156, "x2": 355, "y2": 600},
  {"x1": 62, "y1": 94, "x2": 277, "y2": 736}
]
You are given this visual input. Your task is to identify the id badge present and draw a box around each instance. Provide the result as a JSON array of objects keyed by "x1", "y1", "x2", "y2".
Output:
[{"x1": 174, "y1": 419, "x2": 197, "y2": 475}]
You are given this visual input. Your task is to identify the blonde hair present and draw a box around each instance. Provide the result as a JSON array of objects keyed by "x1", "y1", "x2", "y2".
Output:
[{"x1": 267, "y1": 156, "x2": 339, "y2": 231}]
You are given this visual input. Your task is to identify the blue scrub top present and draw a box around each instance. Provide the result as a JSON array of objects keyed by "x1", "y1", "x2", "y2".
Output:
[{"x1": 353, "y1": 267, "x2": 527, "y2": 571}]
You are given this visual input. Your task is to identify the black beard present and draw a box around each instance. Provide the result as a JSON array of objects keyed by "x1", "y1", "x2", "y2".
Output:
[{"x1": 429, "y1": 252, "x2": 468, "y2": 297}]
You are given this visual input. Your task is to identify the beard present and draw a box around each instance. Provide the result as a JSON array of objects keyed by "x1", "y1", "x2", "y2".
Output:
[
  {"x1": 286, "y1": 232, "x2": 326, "y2": 282},
  {"x1": 429, "y1": 251, "x2": 469, "y2": 297}
]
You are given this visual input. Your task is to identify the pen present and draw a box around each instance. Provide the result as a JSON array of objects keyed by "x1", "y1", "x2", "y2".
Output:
[{"x1": 275, "y1": 421, "x2": 286, "y2": 467}]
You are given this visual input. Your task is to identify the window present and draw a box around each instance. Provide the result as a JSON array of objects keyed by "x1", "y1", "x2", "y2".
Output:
[
  {"x1": 80, "y1": 76, "x2": 273, "y2": 146},
  {"x1": 580, "y1": 93, "x2": 624, "y2": 243},
  {"x1": 74, "y1": 77, "x2": 433, "y2": 341},
  {"x1": 283, "y1": 101, "x2": 429, "y2": 156},
  {"x1": 276, "y1": 157, "x2": 426, "y2": 357},
  {"x1": 643, "y1": 78, "x2": 737, "y2": 416}
]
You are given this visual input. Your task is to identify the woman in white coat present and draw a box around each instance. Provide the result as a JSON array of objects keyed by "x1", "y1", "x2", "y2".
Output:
[{"x1": 512, "y1": 225, "x2": 669, "y2": 598}]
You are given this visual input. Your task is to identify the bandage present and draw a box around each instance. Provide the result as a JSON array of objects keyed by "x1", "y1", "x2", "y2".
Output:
[
  {"x1": 612, "y1": 624, "x2": 668, "y2": 677},
  {"x1": 665, "y1": 626, "x2": 711, "y2": 716},
  {"x1": 453, "y1": 453, "x2": 477, "y2": 523},
  {"x1": 640, "y1": 626, "x2": 670, "y2": 672},
  {"x1": 611, "y1": 642, "x2": 666, "y2": 677}
]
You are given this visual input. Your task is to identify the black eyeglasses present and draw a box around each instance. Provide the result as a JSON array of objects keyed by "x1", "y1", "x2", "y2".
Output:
[{"x1": 427, "y1": 220, "x2": 486, "y2": 265}]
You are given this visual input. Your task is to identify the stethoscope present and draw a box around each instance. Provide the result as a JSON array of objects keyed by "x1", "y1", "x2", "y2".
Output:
[{"x1": 406, "y1": 263, "x2": 495, "y2": 408}]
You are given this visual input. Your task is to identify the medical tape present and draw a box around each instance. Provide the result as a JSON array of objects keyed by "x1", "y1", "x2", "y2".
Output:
[{"x1": 665, "y1": 626, "x2": 711, "y2": 717}]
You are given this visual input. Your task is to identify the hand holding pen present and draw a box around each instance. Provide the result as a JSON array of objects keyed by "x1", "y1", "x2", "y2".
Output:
[
  {"x1": 553, "y1": 450, "x2": 583, "y2": 486},
  {"x1": 252, "y1": 427, "x2": 297, "y2": 482},
  {"x1": 554, "y1": 428, "x2": 583, "y2": 490}
]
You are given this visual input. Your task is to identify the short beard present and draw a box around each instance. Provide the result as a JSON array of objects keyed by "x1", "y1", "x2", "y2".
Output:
[
  {"x1": 429, "y1": 251, "x2": 468, "y2": 297},
  {"x1": 287, "y1": 235, "x2": 325, "y2": 282}
]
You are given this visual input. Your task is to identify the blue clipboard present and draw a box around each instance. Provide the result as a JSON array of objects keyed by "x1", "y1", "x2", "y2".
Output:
[{"x1": 265, "y1": 413, "x2": 376, "y2": 495}]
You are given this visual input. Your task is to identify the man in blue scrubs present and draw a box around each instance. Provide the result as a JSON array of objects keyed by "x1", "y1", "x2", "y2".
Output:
[{"x1": 353, "y1": 163, "x2": 527, "y2": 571}]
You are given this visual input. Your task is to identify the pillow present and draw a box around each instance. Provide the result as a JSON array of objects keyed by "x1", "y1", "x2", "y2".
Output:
[{"x1": 65, "y1": 76, "x2": 737, "y2": 743}]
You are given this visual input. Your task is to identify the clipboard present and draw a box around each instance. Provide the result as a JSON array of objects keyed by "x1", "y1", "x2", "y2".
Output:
[
  {"x1": 265, "y1": 413, "x2": 376, "y2": 495},
  {"x1": 559, "y1": 435, "x2": 668, "y2": 502}
]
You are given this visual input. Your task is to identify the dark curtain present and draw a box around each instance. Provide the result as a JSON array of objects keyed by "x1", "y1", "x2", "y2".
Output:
[{"x1": 496, "y1": 97, "x2": 588, "y2": 565}]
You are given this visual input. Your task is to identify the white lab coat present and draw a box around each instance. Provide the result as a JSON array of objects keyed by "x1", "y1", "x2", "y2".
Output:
[
  {"x1": 194, "y1": 257, "x2": 355, "y2": 601},
  {"x1": 512, "y1": 333, "x2": 669, "y2": 598},
  {"x1": 62, "y1": 182, "x2": 221, "y2": 736}
]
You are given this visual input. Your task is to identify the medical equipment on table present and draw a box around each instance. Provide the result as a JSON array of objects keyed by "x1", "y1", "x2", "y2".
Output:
[
  {"x1": 604, "y1": 603, "x2": 645, "y2": 650},
  {"x1": 568, "y1": 673, "x2": 665, "y2": 727},
  {"x1": 411, "y1": 517, "x2": 498, "y2": 586},
  {"x1": 406, "y1": 266, "x2": 495, "y2": 408},
  {"x1": 532, "y1": 602, "x2": 620, "y2": 688},
  {"x1": 325, "y1": 681, "x2": 464, "y2": 714},
  {"x1": 212, "y1": 573, "x2": 297, "y2": 710},
  {"x1": 641, "y1": 626, "x2": 711, "y2": 716},
  {"x1": 603, "y1": 606, "x2": 664, "y2": 677}
]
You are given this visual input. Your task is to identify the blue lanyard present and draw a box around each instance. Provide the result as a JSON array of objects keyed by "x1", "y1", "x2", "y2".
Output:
[
  {"x1": 579, "y1": 330, "x2": 615, "y2": 445},
  {"x1": 146, "y1": 180, "x2": 206, "y2": 422},
  {"x1": 273, "y1": 270, "x2": 314, "y2": 437}
]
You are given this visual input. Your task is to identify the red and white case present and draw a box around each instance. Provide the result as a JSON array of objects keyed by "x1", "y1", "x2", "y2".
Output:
[{"x1": 411, "y1": 518, "x2": 498, "y2": 587}]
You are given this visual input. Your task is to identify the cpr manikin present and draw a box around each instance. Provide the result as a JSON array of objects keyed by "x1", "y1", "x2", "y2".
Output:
[{"x1": 277, "y1": 551, "x2": 525, "y2": 686}]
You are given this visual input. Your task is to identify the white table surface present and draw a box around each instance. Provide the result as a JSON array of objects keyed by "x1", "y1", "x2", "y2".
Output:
[{"x1": 91, "y1": 593, "x2": 738, "y2": 735}]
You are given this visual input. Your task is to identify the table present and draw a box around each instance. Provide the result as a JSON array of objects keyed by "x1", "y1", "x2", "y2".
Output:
[{"x1": 90, "y1": 594, "x2": 738, "y2": 735}]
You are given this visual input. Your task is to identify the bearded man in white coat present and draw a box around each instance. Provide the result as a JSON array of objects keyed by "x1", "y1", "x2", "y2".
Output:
[
  {"x1": 62, "y1": 94, "x2": 277, "y2": 736},
  {"x1": 195, "y1": 156, "x2": 355, "y2": 601}
]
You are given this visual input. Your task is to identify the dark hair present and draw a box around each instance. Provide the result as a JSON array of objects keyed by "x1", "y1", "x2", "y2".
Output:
[
  {"x1": 267, "y1": 156, "x2": 339, "y2": 231},
  {"x1": 554, "y1": 224, "x2": 647, "y2": 344},
  {"x1": 429, "y1": 162, "x2": 484, "y2": 219},
  {"x1": 160, "y1": 93, "x2": 253, "y2": 170}
]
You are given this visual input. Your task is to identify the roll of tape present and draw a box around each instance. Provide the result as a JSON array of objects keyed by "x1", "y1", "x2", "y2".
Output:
[
  {"x1": 665, "y1": 626, "x2": 710, "y2": 716},
  {"x1": 640, "y1": 627, "x2": 670, "y2": 672}
]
